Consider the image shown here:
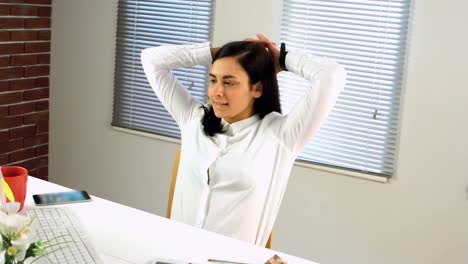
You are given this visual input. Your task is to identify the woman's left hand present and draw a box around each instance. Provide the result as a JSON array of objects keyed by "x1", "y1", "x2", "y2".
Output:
[{"x1": 246, "y1": 34, "x2": 282, "y2": 74}]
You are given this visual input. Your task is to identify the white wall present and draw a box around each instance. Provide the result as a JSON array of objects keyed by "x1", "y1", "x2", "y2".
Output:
[{"x1": 50, "y1": 1, "x2": 468, "y2": 263}]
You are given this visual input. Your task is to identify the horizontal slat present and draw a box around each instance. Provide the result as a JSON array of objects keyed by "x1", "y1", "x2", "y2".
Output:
[
  {"x1": 119, "y1": 16, "x2": 211, "y2": 29},
  {"x1": 302, "y1": 145, "x2": 396, "y2": 166},
  {"x1": 278, "y1": 75, "x2": 401, "y2": 95},
  {"x1": 282, "y1": 14, "x2": 407, "y2": 34},
  {"x1": 283, "y1": 1, "x2": 410, "y2": 15},
  {"x1": 118, "y1": 24, "x2": 210, "y2": 37},
  {"x1": 299, "y1": 148, "x2": 393, "y2": 172},
  {"x1": 121, "y1": 1, "x2": 212, "y2": 11},
  {"x1": 122, "y1": 10, "x2": 210, "y2": 19},
  {"x1": 115, "y1": 89, "x2": 206, "y2": 104},
  {"x1": 312, "y1": 127, "x2": 397, "y2": 149},
  {"x1": 116, "y1": 108, "x2": 175, "y2": 123},
  {"x1": 115, "y1": 65, "x2": 209, "y2": 80},
  {"x1": 282, "y1": 26, "x2": 406, "y2": 44},
  {"x1": 282, "y1": 8, "x2": 408, "y2": 27},
  {"x1": 311, "y1": 136, "x2": 397, "y2": 157},
  {"x1": 113, "y1": 121, "x2": 181, "y2": 138},
  {"x1": 116, "y1": 76, "x2": 208, "y2": 93},
  {"x1": 122, "y1": 6, "x2": 211, "y2": 16},
  {"x1": 115, "y1": 81, "x2": 207, "y2": 97},
  {"x1": 115, "y1": 109, "x2": 175, "y2": 126},
  {"x1": 115, "y1": 76, "x2": 207, "y2": 92},
  {"x1": 116, "y1": 35, "x2": 210, "y2": 46}
]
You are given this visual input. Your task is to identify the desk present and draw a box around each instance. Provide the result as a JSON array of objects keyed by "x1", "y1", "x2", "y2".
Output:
[{"x1": 24, "y1": 177, "x2": 318, "y2": 264}]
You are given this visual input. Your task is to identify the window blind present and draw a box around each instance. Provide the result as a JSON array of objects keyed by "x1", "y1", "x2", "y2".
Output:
[
  {"x1": 279, "y1": 0, "x2": 411, "y2": 176},
  {"x1": 112, "y1": 0, "x2": 215, "y2": 138}
]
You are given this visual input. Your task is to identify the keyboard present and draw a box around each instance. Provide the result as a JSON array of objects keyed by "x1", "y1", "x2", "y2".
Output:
[{"x1": 27, "y1": 207, "x2": 103, "y2": 264}]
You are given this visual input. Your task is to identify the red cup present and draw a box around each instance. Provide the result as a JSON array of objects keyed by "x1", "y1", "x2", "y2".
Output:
[{"x1": 1, "y1": 166, "x2": 28, "y2": 211}]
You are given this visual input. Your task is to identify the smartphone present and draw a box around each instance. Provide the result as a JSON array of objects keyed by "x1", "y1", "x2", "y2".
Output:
[{"x1": 32, "y1": 190, "x2": 91, "y2": 206}]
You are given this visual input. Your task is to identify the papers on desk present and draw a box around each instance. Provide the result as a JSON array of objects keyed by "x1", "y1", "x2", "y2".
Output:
[
  {"x1": 208, "y1": 254, "x2": 288, "y2": 264},
  {"x1": 149, "y1": 254, "x2": 288, "y2": 264}
]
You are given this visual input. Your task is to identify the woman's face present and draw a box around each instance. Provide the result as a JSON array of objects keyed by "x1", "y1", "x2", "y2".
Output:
[{"x1": 208, "y1": 57, "x2": 262, "y2": 123}]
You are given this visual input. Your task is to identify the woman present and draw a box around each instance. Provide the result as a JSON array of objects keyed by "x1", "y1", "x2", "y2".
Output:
[{"x1": 141, "y1": 34, "x2": 346, "y2": 246}]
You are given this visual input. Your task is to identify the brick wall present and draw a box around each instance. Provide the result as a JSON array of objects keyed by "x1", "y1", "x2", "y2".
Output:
[{"x1": 0, "y1": 0, "x2": 51, "y2": 180}]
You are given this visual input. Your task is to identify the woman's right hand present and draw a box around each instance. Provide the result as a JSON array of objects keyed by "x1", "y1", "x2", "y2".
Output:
[{"x1": 246, "y1": 34, "x2": 282, "y2": 74}]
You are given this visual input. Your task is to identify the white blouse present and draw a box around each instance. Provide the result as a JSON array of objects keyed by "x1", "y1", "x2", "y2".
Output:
[{"x1": 141, "y1": 42, "x2": 346, "y2": 246}]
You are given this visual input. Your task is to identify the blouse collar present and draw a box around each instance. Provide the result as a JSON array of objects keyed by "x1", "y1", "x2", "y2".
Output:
[{"x1": 221, "y1": 114, "x2": 260, "y2": 136}]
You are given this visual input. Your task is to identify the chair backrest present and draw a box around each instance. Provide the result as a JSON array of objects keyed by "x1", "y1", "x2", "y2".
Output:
[{"x1": 167, "y1": 148, "x2": 273, "y2": 249}]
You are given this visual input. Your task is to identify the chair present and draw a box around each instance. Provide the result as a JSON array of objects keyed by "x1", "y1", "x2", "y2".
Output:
[{"x1": 166, "y1": 148, "x2": 273, "y2": 249}]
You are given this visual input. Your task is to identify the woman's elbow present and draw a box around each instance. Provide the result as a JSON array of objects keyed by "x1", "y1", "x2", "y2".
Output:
[
  {"x1": 140, "y1": 45, "x2": 172, "y2": 72},
  {"x1": 140, "y1": 47, "x2": 153, "y2": 65},
  {"x1": 328, "y1": 63, "x2": 347, "y2": 93}
]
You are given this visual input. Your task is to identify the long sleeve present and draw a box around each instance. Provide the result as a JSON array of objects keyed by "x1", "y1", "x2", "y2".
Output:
[
  {"x1": 272, "y1": 49, "x2": 347, "y2": 153},
  {"x1": 141, "y1": 42, "x2": 213, "y2": 125},
  {"x1": 253, "y1": 53, "x2": 346, "y2": 246}
]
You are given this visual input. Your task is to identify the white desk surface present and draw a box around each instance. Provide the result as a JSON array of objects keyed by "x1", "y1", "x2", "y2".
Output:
[{"x1": 24, "y1": 177, "x2": 318, "y2": 264}]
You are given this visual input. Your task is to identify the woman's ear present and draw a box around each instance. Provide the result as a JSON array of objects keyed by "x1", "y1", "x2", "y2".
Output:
[{"x1": 252, "y1": 82, "x2": 263, "y2": 98}]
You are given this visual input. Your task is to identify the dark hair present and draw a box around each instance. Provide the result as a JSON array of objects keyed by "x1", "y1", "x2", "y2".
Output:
[{"x1": 201, "y1": 41, "x2": 282, "y2": 136}]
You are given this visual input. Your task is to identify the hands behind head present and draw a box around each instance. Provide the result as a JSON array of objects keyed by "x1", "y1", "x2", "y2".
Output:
[{"x1": 245, "y1": 34, "x2": 282, "y2": 74}]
